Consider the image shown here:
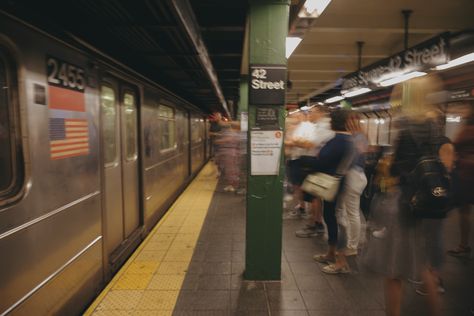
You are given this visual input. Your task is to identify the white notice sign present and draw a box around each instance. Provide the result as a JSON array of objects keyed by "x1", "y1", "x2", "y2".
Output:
[{"x1": 250, "y1": 130, "x2": 283, "y2": 175}]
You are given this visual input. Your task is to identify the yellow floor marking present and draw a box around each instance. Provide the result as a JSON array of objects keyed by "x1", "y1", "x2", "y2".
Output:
[{"x1": 84, "y1": 163, "x2": 218, "y2": 315}]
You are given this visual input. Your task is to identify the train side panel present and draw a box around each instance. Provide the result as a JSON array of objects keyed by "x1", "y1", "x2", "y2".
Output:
[{"x1": 0, "y1": 16, "x2": 102, "y2": 316}]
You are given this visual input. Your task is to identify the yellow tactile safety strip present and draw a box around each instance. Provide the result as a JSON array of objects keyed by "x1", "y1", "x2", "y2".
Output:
[{"x1": 84, "y1": 163, "x2": 218, "y2": 316}]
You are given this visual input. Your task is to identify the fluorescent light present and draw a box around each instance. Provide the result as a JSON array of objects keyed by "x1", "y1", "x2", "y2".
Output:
[
  {"x1": 343, "y1": 87, "x2": 372, "y2": 98},
  {"x1": 299, "y1": 0, "x2": 332, "y2": 18},
  {"x1": 379, "y1": 71, "x2": 427, "y2": 87},
  {"x1": 435, "y1": 52, "x2": 474, "y2": 70},
  {"x1": 446, "y1": 115, "x2": 461, "y2": 123},
  {"x1": 286, "y1": 37, "x2": 302, "y2": 58},
  {"x1": 324, "y1": 95, "x2": 344, "y2": 103}
]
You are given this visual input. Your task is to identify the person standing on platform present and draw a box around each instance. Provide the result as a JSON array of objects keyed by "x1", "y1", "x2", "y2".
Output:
[
  {"x1": 448, "y1": 106, "x2": 474, "y2": 258},
  {"x1": 334, "y1": 113, "x2": 368, "y2": 256},
  {"x1": 300, "y1": 109, "x2": 354, "y2": 274},
  {"x1": 283, "y1": 108, "x2": 318, "y2": 219},
  {"x1": 295, "y1": 107, "x2": 334, "y2": 237}
]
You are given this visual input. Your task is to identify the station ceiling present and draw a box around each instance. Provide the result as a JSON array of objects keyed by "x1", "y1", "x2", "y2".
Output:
[
  {"x1": 287, "y1": 0, "x2": 474, "y2": 105},
  {"x1": 1, "y1": 0, "x2": 473, "y2": 113}
]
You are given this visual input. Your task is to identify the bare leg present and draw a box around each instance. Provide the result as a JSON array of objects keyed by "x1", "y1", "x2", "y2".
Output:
[
  {"x1": 334, "y1": 251, "x2": 348, "y2": 269},
  {"x1": 384, "y1": 278, "x2": 402, "y2": 316},
  {"x1": 421, "y1": 268, "x2": 441, "y2": 316},
  {"x1": 294, "y1": 186, "x2": 304, "y2": 209},
  {"x1": 327, "y1": 245, "x2": 336, "y2": 260},
  {"x1": 311, "y1": 197, "x2": 323, "y2": 223}
]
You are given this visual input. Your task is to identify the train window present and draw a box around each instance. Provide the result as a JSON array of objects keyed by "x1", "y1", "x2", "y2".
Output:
[
  {"x1": 158, "y1": 105, "x2": 176, "y2": 151},
  {"x1": 378, "y1": 117, "x2": 390, "y2": 145},
  {"x1": 0, "y1": 48, "x2": 22, "y2": 202},
  {"x1": 101, "y1": 85, "x2": 117, "y2": 165},
  {"x1": 191, "y1": 118, "x2": 203, "y2": 143},
  {"x1": 0, "y1": 54, "x2": 13, "y2": 194},
  {"x1": 367, "y1": 116, "x2": 378, "y2": 145},
  {"x1": 123, "y1": 92, "x2": 137, "y2": 160}
]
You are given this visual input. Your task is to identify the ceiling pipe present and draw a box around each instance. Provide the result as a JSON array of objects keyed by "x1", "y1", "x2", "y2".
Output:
[
  {"x1": 167, "y1": 0, "x2": 230, "y2": 116},
  {"x1": 402, "y1": 9, "x2": 413, "y2": 50}
]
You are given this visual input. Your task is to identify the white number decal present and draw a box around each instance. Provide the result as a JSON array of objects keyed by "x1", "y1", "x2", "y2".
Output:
[
  {"x1": 47, "y1": 56, "x2": 85, "y2": 92},
  {"x1": 76, "y1": 69, "x2": 85, "y2": 90},
  {"x1": 47, "y1": 58, "x2": 60, "y2": 84},
  {"x1": 252, "y1": 68, "x2": 267, "y2": 79},
  {"x1": 67, "y1": 65, "x2": 76, "y2": 88},
  {"x1": 58, "y1": 63, "x2": 68, "y2": 87}
]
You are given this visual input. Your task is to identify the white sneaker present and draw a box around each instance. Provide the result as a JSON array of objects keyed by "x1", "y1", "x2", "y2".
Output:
[
  {"x1": 224, "y1": 185, "x2": 235, "y2": 192},
  {"x1": 372, "y1": 227, "x2": 387, "y2": 239},
  {"x1": 344, "y1": 248, "x2": 358, "y2": 256}
]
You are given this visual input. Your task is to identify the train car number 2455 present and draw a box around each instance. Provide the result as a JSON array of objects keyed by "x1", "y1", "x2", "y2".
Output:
[{"x1": 46, "y1": 56, "x2": 85, "y2": 92}]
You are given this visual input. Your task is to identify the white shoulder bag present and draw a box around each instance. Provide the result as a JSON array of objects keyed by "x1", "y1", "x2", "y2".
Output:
[{"x1": 301, "y1": 142, "x2": 354, "y2": 202}]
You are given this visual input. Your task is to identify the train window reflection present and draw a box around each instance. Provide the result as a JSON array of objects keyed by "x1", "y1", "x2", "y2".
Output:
[
  {"x1": 0, "y1": 48, "x2": 22, "y2": 203},
  {"x1": 367, "y1": 116, "x2": 378, "y2": 145},
  {"x1": 158, "y1": 105, "x2": 176, "y2": 151},
  {"x1": 191, "y1": 117, "x2": 203, "y2": 143},
  {"x1": 0, "y1": 55, "x2": 13, "y2": 194},
  {"x1": 378, "y1": 117, "x2": 390, "y2": 145},
  {"x1": 123, "y1": 92, "x2": 137, "y2": 160},
  {"x1": 101, "y1": 85, "x2": 117, "y2": 165}
]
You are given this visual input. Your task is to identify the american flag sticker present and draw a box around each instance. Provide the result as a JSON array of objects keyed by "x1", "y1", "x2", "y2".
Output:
[{"x1": 49, "y1": 118, "x2": 90, "y2": 160}]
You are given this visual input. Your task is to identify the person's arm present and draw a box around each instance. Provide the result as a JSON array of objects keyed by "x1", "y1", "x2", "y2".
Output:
[{"x1": 439, "y1": 142, "x2": 455, "y2": 173}]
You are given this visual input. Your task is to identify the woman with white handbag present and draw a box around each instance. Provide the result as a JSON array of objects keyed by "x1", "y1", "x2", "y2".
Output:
[{"x1": 300, "y1": 109, "x2": 355, "y2": 274}]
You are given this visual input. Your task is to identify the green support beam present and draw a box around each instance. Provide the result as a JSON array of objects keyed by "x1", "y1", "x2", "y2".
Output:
[{"x1": 245, "y1": 0, "x2": 289, "y2": 280}]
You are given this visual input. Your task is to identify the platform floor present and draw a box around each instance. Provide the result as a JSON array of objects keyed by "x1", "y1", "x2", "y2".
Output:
[{"x1": 85, "y1": 162, "x2": 473, "y2": 316}]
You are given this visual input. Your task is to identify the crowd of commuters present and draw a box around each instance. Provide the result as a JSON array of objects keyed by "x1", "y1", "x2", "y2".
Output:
[
  {"x1": 281, "y1": 75, "x2": 473, "y2": 316},
  {"x1": 207, "y1": 75, "x2": 472, "y2": 315}
]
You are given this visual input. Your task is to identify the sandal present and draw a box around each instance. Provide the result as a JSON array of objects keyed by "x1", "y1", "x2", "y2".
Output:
[
  {"x1": 447, "y1": 245, "x2": 471, "y2": 257},
  {"x1": 322, "y1": 264, "x2": 350, "y2": 275},
  {"x1": 313, "y1": 254, "x2": 335, "y2": 264}
]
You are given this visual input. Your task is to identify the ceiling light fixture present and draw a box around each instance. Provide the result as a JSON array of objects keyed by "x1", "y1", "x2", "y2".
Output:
[
  {"x1": 298, "y1": 0, "x2": 332, "y2": 18},
  {"x1": 435, "y1": 52, "x2": 474, "y2": 70},
  {"x1": 379, "y1": 71, "x2": 427, "y2": 87},
  {"x1": 324, "y1": 95, "x2": 344, "y2": 103},
  {"x1": 342, "y1": 87, "x2": 372, "y2": 98},
  {"x1": 286, "y1": 37, "x2": 302, "y2": 58}
]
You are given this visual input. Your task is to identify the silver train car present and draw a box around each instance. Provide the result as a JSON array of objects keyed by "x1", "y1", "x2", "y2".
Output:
[{"x1": 0, "y1": 13, "x2": 210, "y2": 316}]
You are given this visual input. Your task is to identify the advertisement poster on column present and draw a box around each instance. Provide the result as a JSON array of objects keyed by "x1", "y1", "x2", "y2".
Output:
[{"x1": 250, "y1": 130, "x2": 283, "y2": 175}]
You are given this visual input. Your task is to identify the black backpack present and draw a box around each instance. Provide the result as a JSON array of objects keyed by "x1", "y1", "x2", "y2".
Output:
[
  {"x1": 409, "y1": 127, "x2": 452, "y2": 219},
  {"x1": 410, "y1": 156, "x2": 452, "y2": 218}
]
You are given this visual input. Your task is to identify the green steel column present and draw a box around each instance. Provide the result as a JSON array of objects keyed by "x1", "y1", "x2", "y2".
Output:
[
  {"x1": 239, "y1": 75, "x2": 249, "y2": 115},
  {"x1": 245, "y1": 0, "x2": 289, "y2": 280}
]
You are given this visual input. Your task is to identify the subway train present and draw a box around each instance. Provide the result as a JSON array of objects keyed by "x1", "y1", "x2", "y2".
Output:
[{"x1": 0, "y1": 12, "x2": 211, "y2": 316}]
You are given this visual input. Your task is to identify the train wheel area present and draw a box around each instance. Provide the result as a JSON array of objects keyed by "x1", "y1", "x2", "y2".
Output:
[{"x1": 82, "y1": 161, "x2": 474, "y2": 315}]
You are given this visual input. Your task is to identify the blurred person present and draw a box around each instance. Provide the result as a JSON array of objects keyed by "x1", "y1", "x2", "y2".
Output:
[
  {"x1": 284, "y1": 109, "x2": 306, "y2": 205},
  {"x1": 283, "y1": 108, "x2": 320, "y2": 219},
  {"x1": 300, "y1": 109, "x2": 354, "y2": 274},
  {"x1": 215, "y1": 123, "x2": 240, "y2": 192},
  {"x1": 414, "y1": 109, "x2": 455, "y2": 296},
  {"x1": 448, "y1": 106, "x2": 474, "y2": 258},
  {"x1": 209, "y1": 112, "x2": 223, "y2": 175},
  {"x1": 381, "y1": 75, "x2": 445, "y2": 316},
  {"x1": 334, "y1": 113, "x2": 368, "y2": 256},
  {"x1": 295, "y1": 107, "x2": 334, "y2": 237}
]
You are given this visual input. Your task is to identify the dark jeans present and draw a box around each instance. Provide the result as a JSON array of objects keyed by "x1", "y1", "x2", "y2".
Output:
[{"x1": 324, "y1": 200, "x2": 338, "y2": 246}]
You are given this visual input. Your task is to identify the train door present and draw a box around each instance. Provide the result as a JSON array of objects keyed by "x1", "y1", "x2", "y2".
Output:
[
  {"x1": 100, "y1": 77, "x2": 140, "y2": 264},
  {"x1": 184, "y1": 110, "x2": 191, "y2": 176}
]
